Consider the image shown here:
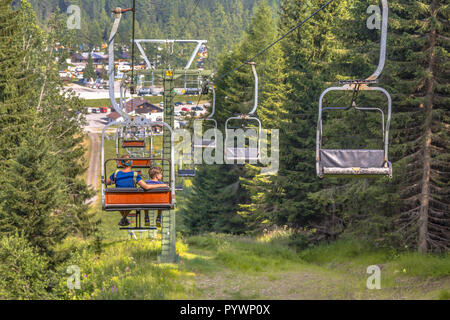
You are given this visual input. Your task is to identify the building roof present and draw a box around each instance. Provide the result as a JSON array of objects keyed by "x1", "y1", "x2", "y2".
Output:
[
  {"x1": 107, "y1": 98, "x2": 163, "y2": 119},
  {"x1": 71, "y1": 52, "x2": 109, "y2": 61}
]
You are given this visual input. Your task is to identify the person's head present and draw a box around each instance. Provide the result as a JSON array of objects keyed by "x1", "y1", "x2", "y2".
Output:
[
  {"x1": 120, "y1": 154, "x2": 132, "y2": 167},
  {"x1": 149, "y1": 166, "x2": 163, "y2": 180}
]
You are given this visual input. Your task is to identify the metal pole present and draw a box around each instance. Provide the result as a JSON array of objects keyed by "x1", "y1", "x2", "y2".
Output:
[
  {"x1": 248, "y1": 62, "x2": 258, "y2": 115},
  {"x1": 367, "y1": 0, "x2": 388, "y2": 80},
  {"x1": 109, "y1": 8, "x2": 131, "y2": 121}
]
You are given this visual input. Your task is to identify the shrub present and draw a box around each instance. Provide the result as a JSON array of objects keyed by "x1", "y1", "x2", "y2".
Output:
[{"x1": 0, "y1": 234, "x2": 53, "y2": 299}]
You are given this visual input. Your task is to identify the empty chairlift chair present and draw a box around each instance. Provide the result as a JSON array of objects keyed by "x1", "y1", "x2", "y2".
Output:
[
  {"x1": 316, "y1": 0, "x2": 392, "y2": 179},
  {"x1": 177, "y1": 154, "x2": 196, "y2": 177},
  {"x1": 116, "y1": 127, "x2": 152, "y2": 168},
  {"x1": 193, "y1": 85, "x2": 217, "y2": 149},
  {"x1": 225, "y1": 62, "x2": 262, "y2": 162}
]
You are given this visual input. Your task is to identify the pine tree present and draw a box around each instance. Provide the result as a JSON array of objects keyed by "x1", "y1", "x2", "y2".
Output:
[
  {"x1": 36, "y1": 13, "x2": 96, "y2": 237},
  {"x1": 386, "y1": 0, "x2": 449, "y2": 252},
  {"x1": 0, "y1": 0, "x2": 37, "y2": 161},
  {"x1": 267, "y1": 0, "x2": 349, "y2": 230},
  {"x1": 179, "y1": 165, "x2": 246, "y2": 235},
  {"x1": 0, "y1": 124, "x2": 70, "y2": 256},
  {"x1": 238, "y1": 1, "x2": 291, "y2": 231}
]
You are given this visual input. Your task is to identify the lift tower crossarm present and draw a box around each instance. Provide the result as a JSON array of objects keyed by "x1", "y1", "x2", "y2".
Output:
[{"x1": 134, "y1": 39, "x2": 208, "y2": 70}]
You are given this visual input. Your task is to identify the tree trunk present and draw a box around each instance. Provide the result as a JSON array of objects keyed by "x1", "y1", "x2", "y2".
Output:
[{"x1": 418, "y1": 0, "x2": 437, "y2": 254}]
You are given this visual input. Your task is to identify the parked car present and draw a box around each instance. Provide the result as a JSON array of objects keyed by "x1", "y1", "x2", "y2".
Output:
[
  {"x1": 181, "y1": 107, "x2": 190, "y2": 112},
  {"x1": 138, "y1": 88, "x2": 152, "y2": 96},
  {"x1": 99, "y1": 107, "x2": 108, "y2": 113},
  {"x1": 185, "y1": 88, "x2": 201, "y2": 95},
  {"x1": 159, "y1": 102, "x2": 164, "y2": 107},
  {"x1": 186, "y1": 101, "x2": 194, "y2": 105},
  {"x1": 91, "y1": 108, "x2": 99, "y2": 114},
  {"x1": 174, "y1": 102, "x2": 183, "y2": 106},
  {"x1": 192, "y1": 106, "x2": 203, "y2": 111}
]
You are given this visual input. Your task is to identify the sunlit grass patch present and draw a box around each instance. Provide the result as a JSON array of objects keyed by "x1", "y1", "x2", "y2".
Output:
[
  {"x1": 298, "y1": 239, "x2": 391, "y2": 267},
  {"x1": 186, "y1": 233, "x2": 303, "y2": 273},
  {"x1": 63, "y1": 239, "x2": 198, "y2": 300}
]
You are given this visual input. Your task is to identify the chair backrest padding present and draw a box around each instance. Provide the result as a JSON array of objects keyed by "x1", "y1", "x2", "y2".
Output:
[
  {"x1": 117, "y1": 159, "x2": 151, "y2": 168},
  {"x1": 105, "y1": 187, "x2": 172, "y2": 209},
  {"x1": 122, "y1": 140, "x2": 145, "y2": 148},
  {"x1": 320, "y1": 149, "x2": 385, "y2": 168}
]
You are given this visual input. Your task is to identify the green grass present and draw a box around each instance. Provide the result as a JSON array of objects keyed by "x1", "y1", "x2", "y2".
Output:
[
  {"x1": 439, "y1": 290, "x2": 450, "y2": 300},
  {"x1": 394, "y1": 252, "x2": 450, "y2": 278},
  {"x1": 297, "y1": 239, "x2": 450, "y2": 278},
  {"x1": 58, "y1": 229, "x2": 450, "y2": 300},
  {"x1": 186, "y1": 234, "x2": 303, "y2": 273},
  {"x1": 63, "y1": 238, "x2": 198, "y2": 300}
]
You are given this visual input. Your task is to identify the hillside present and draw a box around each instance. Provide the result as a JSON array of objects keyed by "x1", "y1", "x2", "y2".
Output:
[{"x1": 29, "y1": 0, "x2": 279, "y2": 68}]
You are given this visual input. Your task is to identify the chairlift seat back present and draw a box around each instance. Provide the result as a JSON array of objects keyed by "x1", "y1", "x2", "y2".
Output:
[
  {"x1": 122, "y1": 140, "x2": 146, "y2": 148},
  {"x1": 194, "y1": 139, "x2": 216, "y2": 148},
  {"x1": 178, "y1": 169, "x2": 196, "y2": 177},
  {"x1": 318, "y1": 149, "x2": 391, "y2": 178},
  {"x1": 225, "y1": 147, "x2": 259, "y2": 161},
  {"x1": 117, "y1": 159, "x2": 152, "y2": 168},
  {"x1": 104, "y1": 187, "x2": 173, "y2": 211}
]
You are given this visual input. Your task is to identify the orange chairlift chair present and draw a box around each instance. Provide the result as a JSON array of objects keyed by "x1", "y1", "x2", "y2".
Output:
[{"x1": 101, "y1": 117, "x2": 176, "y2": 232}]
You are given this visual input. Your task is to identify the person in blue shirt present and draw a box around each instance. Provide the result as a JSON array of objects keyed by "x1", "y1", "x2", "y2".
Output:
[
  {"x1": 106, "y1": 155, "x2": 166, "y2": 226},
  {"x1": 144, "y1": 166, "x2": 168, "y2": 226}
]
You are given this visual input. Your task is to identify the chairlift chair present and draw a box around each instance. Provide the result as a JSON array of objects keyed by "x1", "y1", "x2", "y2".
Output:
[
  {"x1": 116, "y1": 126, "x2": 152, "y2": 168},
  {"x1": 102, "y1": 118, "x2": 176, "y2": 223},
  {"x1": 177, "y1": 154, "x2": 196, "y2": 177},
  {"x1": 224, "y1": 62, "x2": 262, "y2": 162},
  {"x1": 316, "y1": 0, "x2": 392, "y2": 179},
  {"x1": 193, "y1": 85, "x2": 218, "y2": 149}
]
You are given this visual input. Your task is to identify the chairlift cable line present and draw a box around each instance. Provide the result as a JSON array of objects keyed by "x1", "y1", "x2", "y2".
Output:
[
  {"x1": 131, "y1": 0, "x2": 136, "y2": 93},
  {"x1": 216, "y1": 0, "x2": 336, "y2": 81},
  {"x1": 196, "y1": 0, "x2": 335, "y2": 115}
]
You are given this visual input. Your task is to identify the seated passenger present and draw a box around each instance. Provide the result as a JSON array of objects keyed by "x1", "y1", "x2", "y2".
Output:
[
  {"x1": 106, "y1": 155, "x2": 166, "y2": 226},
  {"x1": 144, "y1": 166, "x2": 168, "y2": 227}
]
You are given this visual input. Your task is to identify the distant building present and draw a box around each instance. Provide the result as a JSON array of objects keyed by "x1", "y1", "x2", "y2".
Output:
[
  {"x1": 106, "y1": 98, "x2": 164, "y2": 124},
  {"x1": 71, "y1": 52, "x2": 109, "y2": 66}
]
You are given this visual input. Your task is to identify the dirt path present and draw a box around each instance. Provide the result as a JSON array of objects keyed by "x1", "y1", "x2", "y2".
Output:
[{"x1": 86, "y1": 131, "x2": 100, "y2": 205}]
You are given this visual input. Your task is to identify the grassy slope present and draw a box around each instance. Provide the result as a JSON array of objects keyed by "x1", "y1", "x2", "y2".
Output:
[{"x1": 65, "y1": 224, "x2": 450, "y2": 300}]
